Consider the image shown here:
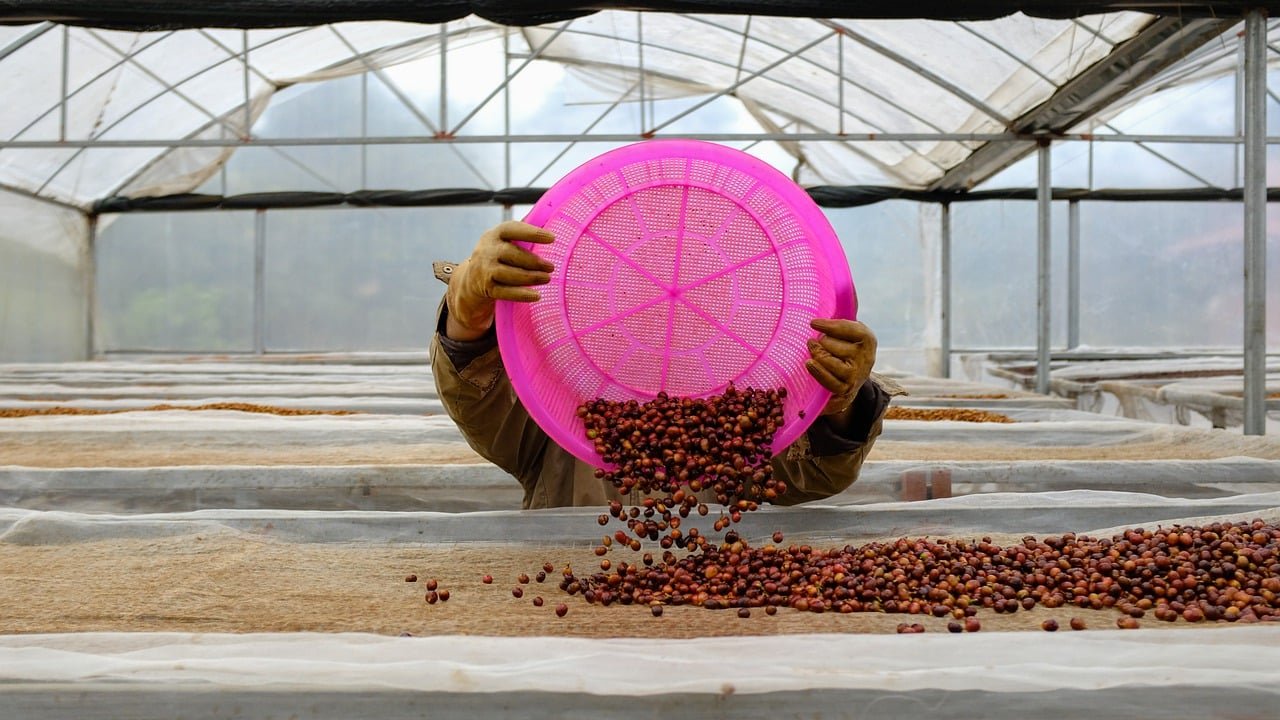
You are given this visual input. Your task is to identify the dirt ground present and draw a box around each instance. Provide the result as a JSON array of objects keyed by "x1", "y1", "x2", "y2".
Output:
[{"x1": 0, "y1": 532, "x2": 1233, "y2": 638}]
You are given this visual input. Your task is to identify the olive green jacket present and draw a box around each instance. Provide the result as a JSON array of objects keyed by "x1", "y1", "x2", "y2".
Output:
[{"x1": 430, "y1": 308, "x2": 898, "y2": 510}]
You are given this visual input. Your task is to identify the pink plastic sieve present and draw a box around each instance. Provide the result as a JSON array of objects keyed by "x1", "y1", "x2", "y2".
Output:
[{"x1": 495, "y1": 139, "x2": 856, "y2": 468}]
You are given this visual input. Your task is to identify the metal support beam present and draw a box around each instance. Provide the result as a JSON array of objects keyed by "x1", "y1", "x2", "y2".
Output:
[
  {"x1": 820, "y1": 19, "x2": 1009, "y2": 126},
  {"x1": 1236, "y1": 32, "x2": 1245, "y2": 187},
  {"x1": 932, "y1": 17, "x2": 1237, "y2": 191},
  {"x1": 447, "y1": 21, "x2": 571, "y2": 136},
  {"x1": 502, "y1": 27, "x2": 512, "y2": 222},
  {"x1": 85, "y1": 214, "x2": 97, "y2": 360},
  {"x1": 528, "y1": 81, "x2": 639, "y2": 186},
  {"x1": 253, "y1": 209, "x2": 266, "y2": 355},
  {"x1": 836, "y1": 30, "x2": 844, "y2": 135},
  {"x1": 10, "y1": 30, "x2": 177, "y2": 142},
  {"x1": 940, "y1": 203, "x2": 952, "y2": 378},
  {"x1": 637, "y1": 13, "x2": 646, "y2": 133},
  {"x1": 734, "y1": 16, "x2": 752, "y2": 86},
  {"x1": 438, "y1": 22, "x2": 448, "y2": 132},
  {"x1": 648, "y1": 31, "x2": 835, "y2": 135},
  {"x1": 1243, "y1": 9, "x2": 1268, "y2": 436},
  {"x1": 0, "y1": 180, "x2": 83, "y2": 212},
  {"x1": 59, "y1": 26, "x2": 68, "y2": 141},
  {"x1": 0, "y1": 22, "x2": 54, "y2": 62},
  {"x1": 327, "y1": 26, "x2": 492, "y2": 188},
  {"x1": 1036, "y1": 140, "x2": 1052, "y2": 395},
  {"x1": 1068, "y1": 199, "x2": 1081, "y2": 350},
  {"x1": 241, "y1": 30, "x2": 251, "y2": 139},
  {"x1": 9, "y1": 131, "x2": 1280, "y2": 150},
  {"x1": 360, "y1": 72, "x2": 368, "y2": 188}
]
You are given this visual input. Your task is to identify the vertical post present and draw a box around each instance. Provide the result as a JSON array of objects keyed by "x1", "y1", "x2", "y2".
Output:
[
  {"x1": 939, "y1": 203, "x2": 952, "y2": 378},
  {"x1": 242, "y1": 30, "x2": 251, "y2": 139},
  {"x1": 1243, "y1": 9, "x2": 1267, "y2": 435},
  {"x1": 1036, "y1": 140, "x2": 1052, "y2": 395},
  {"x1": 254, "y1": 209, "x2": 266, "y2": 355},
  {"x1": 1236, "y1": 34, "x2": 1245, "y2": 187},
  {"x1": 360, "y1": 72, "x2": 368, "y2": 188},
  {"x1": 1087, "y1": 139, "x2": 1094, "y2": 189},
  {"x1": 1068, "y1": 199, "x2": 1081, "y2": 350},
  {"x1": 503, "y1": 26, "x2": 513, "y2": 222},
  {"x1": 59, "y1": 26, "x2": 69, "y2": 142},
  {"x1": 637, "y1": 13, "x2": 646, "y2": 133},
  {"x1": 439, "y1": 22, "x2": 448, "y2": 131},
  {"x1": 85, "y1": 214, "x2": 97, "y2": 359},
  {"x1": 837, "y1": 30, "x2": 845, "y2": 135}
]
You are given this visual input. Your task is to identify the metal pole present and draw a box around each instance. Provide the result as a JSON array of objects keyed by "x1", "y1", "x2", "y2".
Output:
[
  {"x1": 1068, "y1": 199, "x2": 1081, "y2": 350},
  {"x1": 1087, "y1": 139, "x2": 1094, "y2": 189},
  {"x1": 439, "y1": 22, "x2": 448, "y2": 132},
  {"x1": 637, "y1": 14, "x2": 646, "y2": 133},
  {"x1": 254, "y1": 210, "x2": 266, "y2": 355},
  {"x1": 837, "y1": 30, "x2": 845, "y2": 135},
  {"x1": 59, "y1": 26, "x2": 69, "y2": 142},
  {"x1": 7, "y1": 131, "x2": 1275, "y2": 150},
  {"x1": 1243, "y1": 9, "x2": 1268, "y2": 435},
  {"x1": 85, "y1": 214, "x2": 97, "y2": 359},
  {"x1": 940, "y1": 203, "x2": 951, "y2": 378},
  {"x1": 1036, "y1": 140, "x2": 1052, "y2": 395},
  {"x1": 360, "y1": 72, "x2": 368, "y2": 188},
  {"x1": 503, "y1": 27, "x2": 512, "y2": 222},
  {"x1": 242, "y1": 30, "x2": 251, "y2": 139},
  {"x1": 1236, "y1": 34, "x2": 1245, "y2": 188}
]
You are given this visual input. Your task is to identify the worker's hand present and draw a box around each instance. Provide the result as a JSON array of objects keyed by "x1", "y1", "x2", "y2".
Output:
[
  {"x1": 805, "y1": 318, "x2": 877, "y2": 420},
  {"x1": 446, "y1": 221, "x2": 555, "y2": 341}
]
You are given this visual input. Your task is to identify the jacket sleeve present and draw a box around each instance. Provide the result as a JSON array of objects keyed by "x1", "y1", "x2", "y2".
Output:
[
  {"x1": 429, "y1": 304, "x2": 552, "y2": 499},
  {"x1": 768, "y1": 374, "x2": 899, "y2": 505}
]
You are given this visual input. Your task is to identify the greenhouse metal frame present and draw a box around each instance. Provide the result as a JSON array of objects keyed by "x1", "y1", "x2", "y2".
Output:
[{"x1": 0, "y1": 3, "x2": 1275, "y2": 434}]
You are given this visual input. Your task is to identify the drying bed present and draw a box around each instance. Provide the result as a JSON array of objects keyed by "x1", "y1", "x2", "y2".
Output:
[{"x1": 1, "y1": 494, "x2": 1278, "y2": 719}]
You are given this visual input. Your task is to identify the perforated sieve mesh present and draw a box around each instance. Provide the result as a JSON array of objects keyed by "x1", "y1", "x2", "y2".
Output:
[{"x1": 496, "y1": 140, "x2": 856, "y2": 468}]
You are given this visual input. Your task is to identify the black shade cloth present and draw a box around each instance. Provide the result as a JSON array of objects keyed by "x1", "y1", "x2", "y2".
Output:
[
  {"x1": 93, "y1": 188, "x2": 549, "y2": 213},
  {"x1": 92, "y1": 186, "x2": 1280, "y2": 214},
  {"x1": 3, "y1": 2, "x2": 1277, "y2": 31}
]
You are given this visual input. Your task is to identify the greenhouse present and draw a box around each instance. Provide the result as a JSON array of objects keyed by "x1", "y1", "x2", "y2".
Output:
[{"x1": 1, "y1": 1, "x2": 1279, "y2": 718}]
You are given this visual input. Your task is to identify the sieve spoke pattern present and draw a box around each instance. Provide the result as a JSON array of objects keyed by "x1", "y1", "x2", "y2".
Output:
[{"x1": 497, "y1": 140, "x2": 852, "y2": 466}]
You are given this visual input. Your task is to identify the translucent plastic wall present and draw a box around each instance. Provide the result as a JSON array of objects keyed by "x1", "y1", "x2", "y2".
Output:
[
  {"x1": 825, "y1": 201, "x2": 926, "y2": 349},
  {"x1": 90, "y1": 196, "x2": 1280, "y2": 356},
  {"x1": 951, "y1": 201, "x2": 1069, "y2": 349},
  {"x1": 0, "y1": 191, "x2": 87, "y2": 361},
  {"x1": 96, "y1": 212, "x2": 255, "y2": 353},
  {"x1": 1079, "y1": 201, "x2": 1280, "y2": 348},
  {"x1": 95, "y1": 206, "x2": 499, "y2": 354},
  {"x1": 263, "y1": 206, "x2": 499, "y2": 352}
]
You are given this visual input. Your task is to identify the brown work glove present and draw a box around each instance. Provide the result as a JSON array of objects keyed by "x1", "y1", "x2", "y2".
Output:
[
  {"x1": 445, "y1": 221, "x2": 555, "y2": 341},
  {"x1": 805, "y1": 318, "x2": 878, "y2": 422}
]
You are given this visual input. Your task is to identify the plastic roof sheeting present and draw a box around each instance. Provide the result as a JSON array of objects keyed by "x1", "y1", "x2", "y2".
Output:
[
  {"x1": 532, "y1": 13, "x2": 1153, "y2": 186},
  {"x1": 1, "y1": 12, "x2": 1163, "y2": 209},
  {"x1": 1, "y1": 11, "x2": 1276, "y2": 210},
  {"x1": 3, "y1": 1, "x2": 1278, "y2": 28},
  {"x1": 0, "y1": 20, "x2": 496, "y2": 207}
]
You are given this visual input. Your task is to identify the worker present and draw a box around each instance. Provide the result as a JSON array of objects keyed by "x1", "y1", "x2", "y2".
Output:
[{"x1": 432, "y1": 221, "x2": 899, "y2": 509}]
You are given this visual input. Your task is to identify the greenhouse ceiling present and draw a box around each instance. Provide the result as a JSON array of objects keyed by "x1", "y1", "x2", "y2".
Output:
[{"x1": 0, "y1": 2, "x2": 1275, "y2": 211}]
